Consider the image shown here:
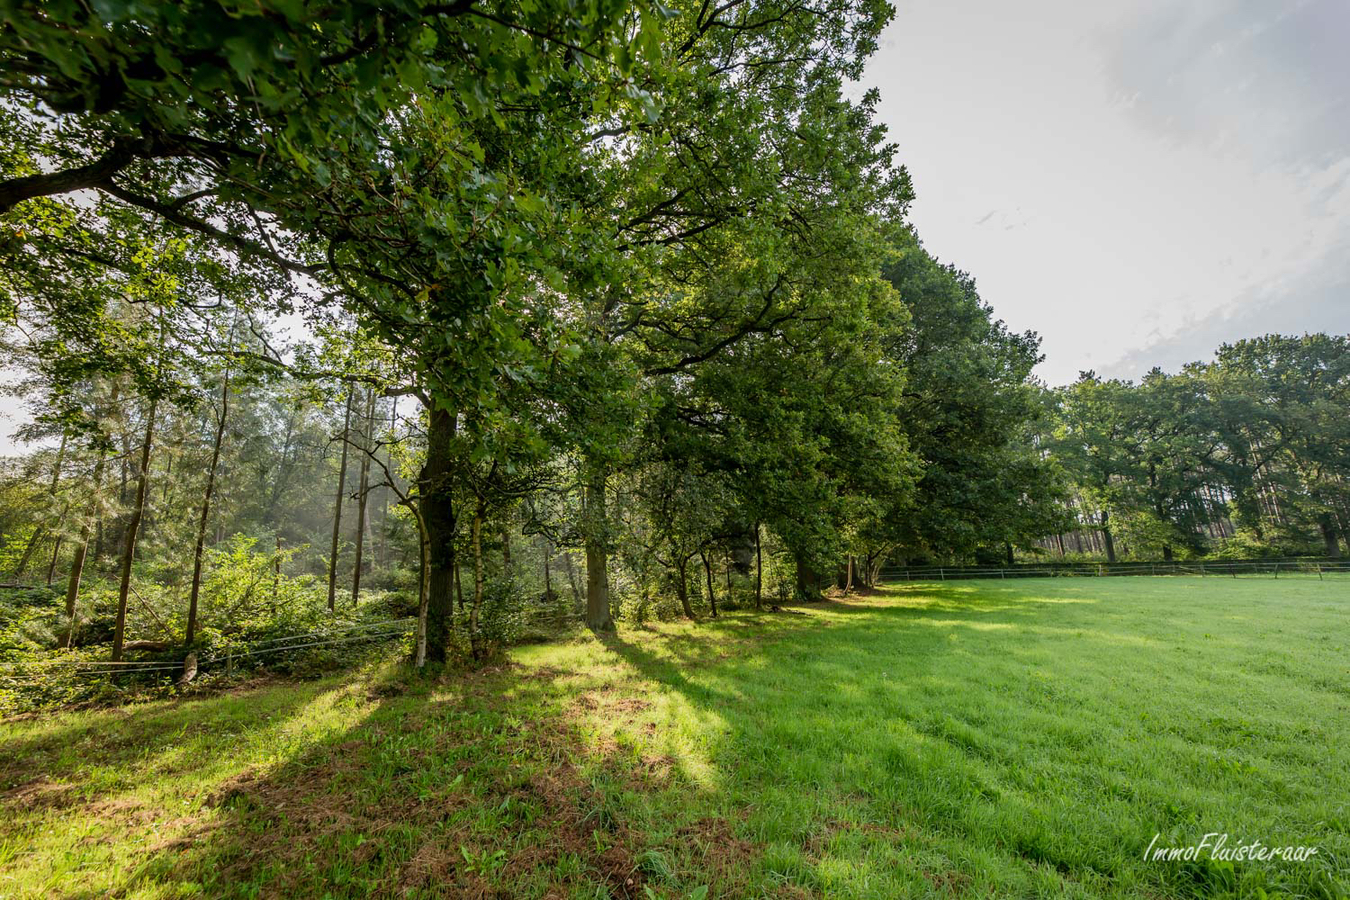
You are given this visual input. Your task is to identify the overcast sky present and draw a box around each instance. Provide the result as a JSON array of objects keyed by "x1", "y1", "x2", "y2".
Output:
[{"x1": 863, "y1": 0, "x2": 1350, "y2": 385}]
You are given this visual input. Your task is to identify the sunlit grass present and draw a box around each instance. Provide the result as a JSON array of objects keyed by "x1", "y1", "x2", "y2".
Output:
[{"x1": 2, "y1": 576, "x2": 1346, "y2": 898}]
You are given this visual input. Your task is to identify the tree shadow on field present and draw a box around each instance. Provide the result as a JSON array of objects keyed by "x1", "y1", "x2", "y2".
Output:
[
  {"x1": 0, "y1": 679, "x2": 325, "y2": 811},
  {"x1": 59, "y1": 662, "x2": 714, "y2": 900}
]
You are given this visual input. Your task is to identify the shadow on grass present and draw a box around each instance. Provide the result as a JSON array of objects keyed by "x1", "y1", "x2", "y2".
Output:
[{"x1": 37, "y1": 663, "x2": 731, "y2": 900}]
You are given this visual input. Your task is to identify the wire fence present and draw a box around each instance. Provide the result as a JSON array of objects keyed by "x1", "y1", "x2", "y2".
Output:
[
  {"x1": 879, "y1": 558, "x2": 1350, "y2": 583},
  {"x1": 0, "y1": 605, "x2": 590, "y2": 686}
]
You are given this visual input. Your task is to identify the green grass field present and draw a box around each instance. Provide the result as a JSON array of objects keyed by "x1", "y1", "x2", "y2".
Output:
[{"x1": 2, "y1": 577, "x2": 1347, "y2": 899}]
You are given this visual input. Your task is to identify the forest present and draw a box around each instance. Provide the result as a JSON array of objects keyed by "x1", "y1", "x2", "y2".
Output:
[{"x1": 1, "y1": 0, "x2": 1348, "y2": 691}]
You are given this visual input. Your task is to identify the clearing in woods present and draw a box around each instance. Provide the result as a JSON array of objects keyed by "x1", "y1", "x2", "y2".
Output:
[{"x1": 1, "y1": 576, "x2": 1346, "y2": 898}]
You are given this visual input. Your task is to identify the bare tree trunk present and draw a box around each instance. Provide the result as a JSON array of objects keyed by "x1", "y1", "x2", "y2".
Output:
[
  {"x1": 45, "y1": 536, "x2": 64, "y2": 586},
  {"x1": 1100, "y1": 510, "x2": 1117, "y2": 563},
  {"x1": 543, "y1": 538, "x2": 554, "y2": 601},
  {"x1": 563, "y1": 551, "x2": 582, "y2": 611},
  {"x1": 754, "y1": 523, "x2": 762, "y2": 609},
  {"x1": 186, "y1": 361, "x2": 232, "y2": 646},
  {"x1": 675, "y1": 556, "x2": 694, "y2": 619},
  {"x1": 844, "y1": 555, "x2": 854, "y2": 593},
  {"x1": 469, "y1": 500, "x2": 485, "y2": 660},
  {"x1": 410, "y1": 503, "x2": 431, "y2": 667},
  {"x1": 64, "y1": 443, "x2": 107, "y2": 647},
  {"x1": 112, "y1": 396, "x2": 158, "y2": 662},
  {"x1": 272, "y1": 535, "x2": 281, "y2": 611},
  {"x1": 351, "y1": 387, "x2": 376, "y2": 605},
  {"x1": 1319, "y1": 514, "x2": 1340, "y2": 558},
  {"x1": 327, "y1": 384, "x2": 354, "y2": 612},
  {"x1": 421, "y1": 405, "x2": 457, "y2": 663},
  {"x1": 14, "y1": 433, "x2": 67, "y2": 577},
  {"x1": 584, "y1": 471, "x2": 611, "y2": 630},
  {"x1": 700, "y1": 547, "x2": 717, "y2": 618}
]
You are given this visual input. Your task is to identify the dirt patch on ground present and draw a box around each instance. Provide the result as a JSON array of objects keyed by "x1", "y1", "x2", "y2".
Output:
[
  {"x1": 678, "y1": 814, "x2": 759, "y2": 878},
  {"x1": 0, "y1": 775, "x2": 80, "y2": 811}
]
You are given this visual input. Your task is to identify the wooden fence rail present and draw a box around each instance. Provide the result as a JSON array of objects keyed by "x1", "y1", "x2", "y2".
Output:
[{"x1": 879, "y1": 558, "x2": 1350, "y2": 583}]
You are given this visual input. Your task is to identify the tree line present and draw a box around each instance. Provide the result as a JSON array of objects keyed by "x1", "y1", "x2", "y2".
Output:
[
  {"x1": 1044, "y1": 335, "x2": 1350, "y2": 563},
  {"x1": 0, "y1": 0, "x2": 1342, "y2": 670}
]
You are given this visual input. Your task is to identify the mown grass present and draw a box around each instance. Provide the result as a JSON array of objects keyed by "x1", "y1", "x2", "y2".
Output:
[{"x1": 1, "y1": 576, "x2": 1347, "y2": 899}]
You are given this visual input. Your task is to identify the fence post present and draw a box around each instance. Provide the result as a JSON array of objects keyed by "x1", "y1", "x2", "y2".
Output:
[
  {"x1": 1318, "y1": 564, "x2": 1323, "y2": 581},
  {"x1": 1273, "y1": 562, "x2": 1279, "y2": 579},
  {"x1": 939, "y1": 567, "x2": 945, "y2": 582}
]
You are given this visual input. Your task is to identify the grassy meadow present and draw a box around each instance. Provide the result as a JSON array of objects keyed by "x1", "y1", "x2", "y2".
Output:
[{"x1": 2, "y1": 576, "x2": 1347, "y2": 899}]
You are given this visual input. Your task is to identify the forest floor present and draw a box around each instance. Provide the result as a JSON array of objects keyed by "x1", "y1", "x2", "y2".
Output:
[{"x1": 1, "y1": 576, "x2": 1347, "y2": 899}]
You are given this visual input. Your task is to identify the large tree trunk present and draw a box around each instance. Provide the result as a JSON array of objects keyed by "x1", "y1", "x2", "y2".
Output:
[
  {"x1": 186, "y1": 363, "x2": 231, "y2": 646},
  {"x1": 1319, "y1": 514, "x2": 1340, "y2": 558},
  {"x1": 1099, "y1": 510, "x2": 1117, "y2": 563},
  {"x1": 351, "y1": 387, "x2": 376, "y2": 605},
  {"x1": 327, "y1": 384, "x2": 354, "y2": 611},
  {"x1": 112, "y1": 397, "x2": 158, "y2": 662},
  {"x1": 421, "y1": 405, "x2": 457, "y2": 664},
  {"x1": 584, "y1": 471, "x2": 612, "y2": 630},
  {"x1": 795, "y1": 554, "x2": 823, "y2": 600},
  {"x1": 64, "y1": 444, "x2": 107, "y2": 647}
]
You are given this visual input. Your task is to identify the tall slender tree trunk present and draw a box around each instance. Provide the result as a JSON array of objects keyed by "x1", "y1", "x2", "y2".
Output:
[
  {"x1": 272, "y1": 535, "x2": 281, "y2": 611},
  {"x1": 700, "y1": 547, "x2": 717, "y2": 618},
  {"x1": 584, "y1": 471, "x2": 612, "y2": 630},
  {"x1": 469, "y1": 500, "x2": 485, "y2": 660},
  {"x1": 112, "y1": 397, "x2": 158, "y2": 662},
  {"x1": 543, "y1": 539, "x2": 553, "y2": 601},
  {"x1": 754, "y1": 524, "x2": 762, "y2": 609},
  {"x1": 186, "y1": 361, "x2": 232, "y2": 646},
  {"x1": 14, "y1": 433, "x2": 67, "y2": 577},
  {"x1": 409, "y1": 503, "x2": 431, "y2": 667},
  {"x1": 421, "y1": 405, "x2": 457, "y2": 664},
  {"x1": 563, "y1": 551, "x2": 582, "y2": 611},
  {"x1": 45, "y1": 537, "x2": 64, "y2": 586},
  {"x1": 64, "y1": 444, "x2": 107, "y2": 647},
  {"x1": 351, "y1": 387, "x2": 376, "y2": 605},
  {"x1": 327, "y1": 384, "x2": 354, "y2": 612},
  {"x1": 377, "y1": 396, "x2": 396, "y2": 569}
]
